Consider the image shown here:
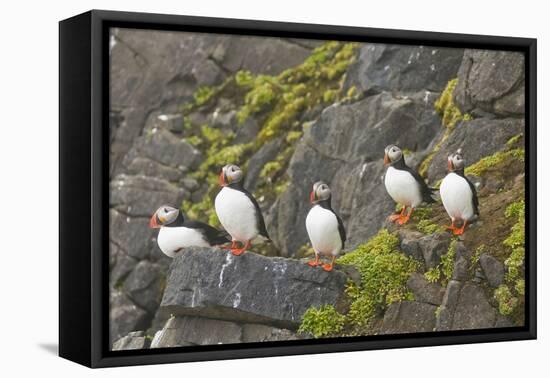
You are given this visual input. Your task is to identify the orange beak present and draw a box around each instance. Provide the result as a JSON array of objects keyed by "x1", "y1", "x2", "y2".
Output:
[
  {"x1": 310, "y1": 190, "x2": 316, "y2": 203},
  {"x1": 149, "y1": 213, "x2": 159, "y2": 229},
  {"x1": 384, "y1": 153, "x2": 390, "y2": 165},
  {"x1": 218, "y1": 170, "x2": 226, "y2": 187}
]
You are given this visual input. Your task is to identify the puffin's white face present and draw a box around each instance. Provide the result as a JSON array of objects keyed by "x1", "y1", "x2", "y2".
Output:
[
  {"x1": 310, "y1": 181, "x2": 331, "y2": 203},
  {"x1": 384, "y1": 144, "x2": 403, "y2": 165},
  {"x1": 149, "y1": 205, "x2": 179, "y2": 228},
  {"x1": 219, "y1": 164, "x2": 243, "y2": 187},
  {"x1": 447, "y1": 149, "x2": 465, "y2": 172}
]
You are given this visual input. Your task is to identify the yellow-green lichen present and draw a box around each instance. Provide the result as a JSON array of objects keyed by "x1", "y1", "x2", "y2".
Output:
[
  {"x1": 423, "y1": 240, "x2": 456, "y2": 285},
  {"x1": 503, "y1": 200, "x2": 525, "y2": 283},
  {"x1": 417, "y1": 219, "x2": 443, "y2": 235},
  {"x1": 494, "y1": 285, "x2": 519, "y2": 316},
  {"x1": 465, "y1": 149, "x2": 525, "y2": 177},
  {"x1": 434, "y1": 78, "x2": 472, "y2": 130},
  {"x1": 506, "y1": 133, "x2": 523, "y2": 148},
  {"x1": 298, "y1": 305, "x2": 346, "y2": 338},
  {"x1": 180, "y1": 41, "x2": 359, "y2": 225},
  {"x1": 424, "y1": 267, "x2": 441, "y2": 283}
]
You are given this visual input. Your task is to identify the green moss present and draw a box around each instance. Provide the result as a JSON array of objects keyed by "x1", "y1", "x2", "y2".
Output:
[
  {"x1": 424, "y1": 267, "x2": 441, "y2": 283},
  {"x1": 418, "y1": 129, "x2": 451, "y2": 177},
  {"x1": 465, "y1": 149, "x2": 525, "y2": 177},
  {"x1": 471, "y1": 244, "x2": 485, "y2": 268},
  {"x1": 180, "y1": 41, "x2": 359, "y2": 228},
  {"x1": 440, "y1": 240, "x2": 456, "y2": 283},
  {"x1": 434, "y1": 79, "x2": 472, "y2": 130},
  {"x1": 417, "y1": 219, "x2": 443, "y2": 235},
  {"x1": 337, "y1": 229, "x2": 420, "y2": 330},
  {"x1": 503, "y1": 200, "x2": 525, "y2": 283},
  {"x1": 423, "y1": 240, "x2": 456, "y2": 285},
  {"x1": 494, "y1": 285, "x2": 519, "y2": 316},
  {"x1": 515, "y1": 279, "x2": 525, "y2": 296},
  {"x1": 298, "y1": 305, "x2": 346, "y2": 338},
  {"x1": 194, "y1": 86, "x2": 216, "y2": 106},
  {"x1": 488, "y1": 200, "x2": 525, "y2": 318},
  {"x1": 506, "y1": 133, "x2": 523, "y2": 147}
]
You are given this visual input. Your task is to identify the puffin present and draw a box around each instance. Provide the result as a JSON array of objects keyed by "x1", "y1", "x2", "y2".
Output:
[
  {"x1": 440, "y1": 149, "x2": 479, "y2": 235},
  {"x1": 384, "y1": 144, "x2": 435, "y2": 224},
  {"x1": 215, "y1": 164, "x2": 270, "y2": 256},
  {"x1": 149, "y1": 205, "x2": 230, "y2": 258},
  {"x1": 305, "y1": 181, "x2": 346, "y2": 272}
]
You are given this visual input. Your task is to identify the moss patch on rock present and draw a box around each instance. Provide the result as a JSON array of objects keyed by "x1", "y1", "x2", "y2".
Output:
[
  {"x1": 298, "y1": 304, "x2": 346, "y2": 338},
  {"x1": 434, "y1": 78, "x2": 472, "y2": 130},
  {"x1": 465, "y1": 149, "x2": 525, "y2": 177},
  {"x1": 179, "y1": 41, "x2": 360, "y2": 227}
]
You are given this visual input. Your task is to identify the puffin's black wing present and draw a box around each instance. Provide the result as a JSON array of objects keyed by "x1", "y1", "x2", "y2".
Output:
[
  {"x1": 464, "y1": 175, "x2": 480, "y2": 216},
  {"x1": 184, "y1": 220, "x2": 231, "y2": 245},
  {"x1": 233, "y1": 186, "x2": 270, "y2": 240},
  {"x1": 402, "y1": 165, "x2": 436, "y2": 203},
  {"x1": 334, "y1": 212, "x2": 347, "y2": 248}
]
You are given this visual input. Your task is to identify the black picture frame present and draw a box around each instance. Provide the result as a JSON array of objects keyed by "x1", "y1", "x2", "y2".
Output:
[{"x1": 59, "y1": 9, "x2": 537, "y2": 368}]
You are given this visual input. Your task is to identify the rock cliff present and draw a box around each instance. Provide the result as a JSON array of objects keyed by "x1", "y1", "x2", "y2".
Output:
[{"x1": 109, "y1": 29, "x2": 525, "y2": 349}]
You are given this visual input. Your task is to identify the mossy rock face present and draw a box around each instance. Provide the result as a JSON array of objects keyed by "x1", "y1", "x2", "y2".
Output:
[{"x1": 424, "y1": 117, "x2": 524, "y2": 184}]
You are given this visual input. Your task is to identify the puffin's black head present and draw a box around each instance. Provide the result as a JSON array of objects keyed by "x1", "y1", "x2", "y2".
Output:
[
  {"x1": 310, "y1": 181, "x2": 331, "y2": 204},
  {"x1": 384, "y1": 144, "x2": 403, "y2": 165},
  {"x1": 447, "y1": 148, "x2": 465, "y2": 172},
  {"x1": 219, "y1": 164, "x2": 243, "y2": 187},
  {"x1": 149, "y1": 205, "x2": 180, "y2": 228}
]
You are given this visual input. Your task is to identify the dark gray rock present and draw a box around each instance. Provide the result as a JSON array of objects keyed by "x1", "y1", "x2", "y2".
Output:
[
  {"x1": 400, "y1": 232, "x2": 425, "y2": 262},
  {"x1": 380, "y1": 301, "x2": 437, "y2": 334},
  {"x1": 268, "y1": 92, "x2": 443, "y2": 256},
  {"x1": 109, "y1": 209, "x2": 156, "y2": 260},
  {"x1": 110, "y1": 291, "x2": 150, "y2": 344},
  {"x1": 110, "y1": 246, "x2": 138, "y2": 288},
  {"x1": 451, "y1": 242, "x2": 471, "y2": 281},
  {"x1": 241, "y1": 323, "x2": 299, "y2": 343},
  {"x1": 112, "y1": 331, "x2": 148, "y2": 350},
  {"x1": 210, "y1": 36, "x2": 316, "y2": 76},
  {"x1": 151, "y1": 316, "x2": 242, "y2": 347},
  {"x1": 435, "y1": 306, "x2": 452, "y2": 331},
  {"x1": 407, "y1": 273, "x2": 445, "y2": 305},
  {"x1": 442, "y1": 280, "x2": 462, "y2": 312},
  {"x1": 244, "y1": 137, "x2": 284, "y2": 191},
  {"x1": 160, "y1": 247, "x2": 348, "y2": 328},
  {"x1": 425, "y1": 117, "x2": 524, "y2": 183},
  {"x1": 452, "y1": 283, "x2": 497, "y2": 330},
  {"x1": 110, "y1": 174, "x2": 186, "y2": 217},
  {"x1": 125, "y1": 157, "x2": 186, "y2": 182},
  {"x1": 124, "y1": 128, "x2": 202, "y2": 171},
  {"x1": 479, "y1": 254, "x2": 505, "y2": 288},
  {"x1": 454, "y1": 49, "x2": 525, "y2": 116},
  {"x1": 495, "y1": 314, "x2": 515, "y2": 328},
  {"x1": 417, "y1": 233, "x2": 452, "y2": 270},
  {"x1": 435, "y1": 279, "x2": 462, "y2": 331},
  {"x1": 345, "y1": 44, "x2": 464, "y2": 94},
  {"x1": 123, "y1": 261, "x2": 166, "y2": 313}
]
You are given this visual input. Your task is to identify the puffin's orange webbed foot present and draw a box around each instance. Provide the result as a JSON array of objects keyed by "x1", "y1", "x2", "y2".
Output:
[
  {"x1": 452, "y1": 221, "x2": 467, "y2": 236},
  {"x1": 322, "y1": 263, "x2": 334, "y2": 272},
  {"x1": 397, "y1": 216, "x2": 410, "y2": 225},
  {"x1": 388, "y1": 214, "x2": 402, "y2": 222},
  {"x1": 307, "y1": 255, "x2": 320, "y2": 267},
  {"x1": 231, "y1": 248, "x2": 246, "y2": 256},
  {"x1": 231, "y1": 241, "x2": 250, "y2": 256},
  {"x1": 322, "y1": 256, "x2": 336, "y2": 272}
]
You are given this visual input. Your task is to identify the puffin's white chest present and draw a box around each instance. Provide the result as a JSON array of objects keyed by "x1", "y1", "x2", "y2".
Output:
[
  {"x1": 384, "y1": 166, "x2": 423, "y2": 207},
  {"x1": 157, "y1": 227, "x2": 210, "y2": 258},
  {"x1": 215, "y1": 187, "x2": 259, "y2": 242},
  {"x1": 305, "y1": 205, "x2": 342, "y2": 256},
  {"x1": 440, "y1": 172, "x2": 475, "y2": 221}
]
